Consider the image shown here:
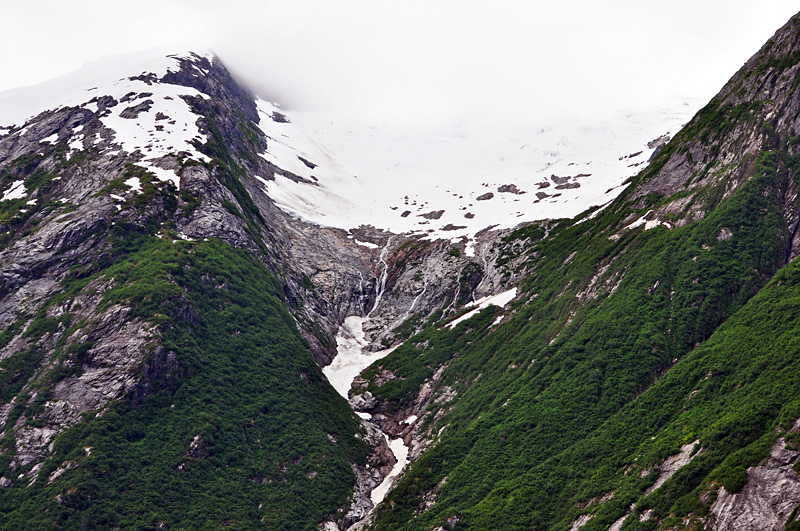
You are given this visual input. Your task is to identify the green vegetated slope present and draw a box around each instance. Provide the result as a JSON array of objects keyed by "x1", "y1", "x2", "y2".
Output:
[
  {"x1": 543, "y1": 240, "x2": 800, "y2": 531},
  {"x1": 366, "y1": 149, "x2": 796, "y2": 531},
  {"x1": 0, "y1": 233, "x2": 366, "y2": 530},
  {"x1": 0, "y1": 54, "x2": 371, "y2": 530},
  {"x1": 364, "y1": 15, "x2": 800, "y2": 528}
]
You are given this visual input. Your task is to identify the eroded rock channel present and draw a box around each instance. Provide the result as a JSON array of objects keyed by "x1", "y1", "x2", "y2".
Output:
[{"x1": 323, "y1": 316, "x2": 411, "y2": 516}]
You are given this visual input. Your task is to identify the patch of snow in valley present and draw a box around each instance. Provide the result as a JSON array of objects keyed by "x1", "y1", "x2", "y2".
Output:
[
  {"x1": 324, "y1": 312, "x2": 416, "y2": 510},
  {"x1": 323, "y1": 316, "x2": 397, "y2": 399},
  {"x1": 323, "y1": 284, "x2": 517, "y2": 513},
  {"x1": 371, "y1": 436, "x2": 409, "y2": 506}
]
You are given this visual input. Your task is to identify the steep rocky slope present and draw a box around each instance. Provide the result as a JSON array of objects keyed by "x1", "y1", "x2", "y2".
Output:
[
  {"x1": 0, "y1": 50, "x2": 527, "y2": 529},
  {"x1": 355, "y1": 11, "x2": 800, "y2": 531}
]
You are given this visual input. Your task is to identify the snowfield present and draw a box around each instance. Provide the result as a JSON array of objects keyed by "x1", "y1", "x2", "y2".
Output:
[
  {"x1": 254, "y1": 97, "x2": 700, "y2": 240},
  {"x1": 0, "y1": 48, "x2": 701, "y2": 238}
]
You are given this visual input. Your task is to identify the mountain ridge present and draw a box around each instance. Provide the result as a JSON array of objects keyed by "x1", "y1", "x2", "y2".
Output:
[
  {"x1": 355, "y1": 11, "x2": 800, "y2": 531},
  {"x1": 0, "y1": 48, "x2": 531, "y2": 529},
  {"x1": 1, "y1": 11, "x2": 800, "y2": 531}
]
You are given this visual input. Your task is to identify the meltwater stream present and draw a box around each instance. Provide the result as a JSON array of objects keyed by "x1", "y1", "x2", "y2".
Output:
[
  {"x1": 322, "y1": 286, "x2": 520, "y2": 511},
  {"x1": 322, "y1": 316, "x2": 410, "y2": 507}
]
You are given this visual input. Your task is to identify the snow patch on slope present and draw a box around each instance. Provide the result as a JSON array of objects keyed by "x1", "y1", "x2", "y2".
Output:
[
  {"x1": 0, "y1": 48, "x2": 212, "y2": 189},
  {"x1": 625, "y1": 210, "x2": 671, "y2": 231},
  {"x1": 448, "y1": 287, "x2": 518, "y2": 329},
  {"x1": 1, "y1": 180, "x2": 26, "y2": 201}
]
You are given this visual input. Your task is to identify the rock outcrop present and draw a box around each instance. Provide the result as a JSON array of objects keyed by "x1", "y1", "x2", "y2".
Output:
[{"x1": 709, "y1": 436, "x2": 800, "y2": 530}]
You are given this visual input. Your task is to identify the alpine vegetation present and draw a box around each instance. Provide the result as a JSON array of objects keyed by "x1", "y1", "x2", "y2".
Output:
[{"x1": 1, "y1": 10, "x2": 800, "y2": 531}]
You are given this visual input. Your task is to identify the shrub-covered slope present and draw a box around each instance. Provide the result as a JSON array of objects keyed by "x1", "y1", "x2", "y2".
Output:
[
  {"x1": 0, "y1": 236, "x2": 366, "y2": 530},
  {"x1": 0, "y1": 53, "x2": 371, "y2": 530},
  {"x1": 361, "y1": 12, "x2": 800, "y2": 531}
]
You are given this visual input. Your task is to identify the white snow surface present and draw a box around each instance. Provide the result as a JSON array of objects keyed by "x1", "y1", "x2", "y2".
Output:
[
  {"x1": 1, "y1": 180, "x2": 26, "y2": 201},
  {"x1": 0, "y1": 47, "x2": 190, "y2": 127},
  {"x1": 371, "y1": 435, "x2": 409, "y2": 506},
  {"x1": 124, "y1": 176, "x2": 142, "y2": 192},
  {"x1": 447, "y1": 287, "x2": 518, "y2": 329},
  {"x1": 323, "y1": 316, "x2": 398, "y2": 399},
  {"x1": 0, "y1": 48, "x2": 702, "y2": 240},
  {"x1": 0, "y1": 48, "x2": 212, "y2": 190},
  {"x1": 354, "y1": 239, "x2": 379, "y2": 249},
  {"x1": 255, "y1": 98, "x2": 700, "y2": 240},
  {"x1": 324, "y1": 314, "x2": 414, "y2": 507},
  {"x1": 625, "y1": 210, "x2": 671, "y2": 231}
]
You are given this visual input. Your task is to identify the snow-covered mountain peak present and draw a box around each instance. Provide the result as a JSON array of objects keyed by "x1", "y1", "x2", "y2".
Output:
[
  {"x1": 0, "y1": 47, "x2": 214, "y2": 128},
  {"x1": 0, "y1": 49, "x2": 701, "y2": 241},
  {"x1": 0, "y1": 49, "x2": 216, "y2": 190}
]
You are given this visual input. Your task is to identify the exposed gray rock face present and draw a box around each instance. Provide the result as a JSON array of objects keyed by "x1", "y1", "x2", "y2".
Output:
[
  {"x1": 0, "y1": 278, "x2": 60, "y2": 330},
  {"x1": 631, "y1": 14, "x2": 800, "y2": 259},
  {"x1": 418, "y1": 209, "x2": 445, "y2": 220},
  {"x1": 352, "y1": 226, "x2": 525, "y2": 354},
  {"x1": 341, "y1": 420, "x2": 395, "y2": 528},
  {"x1": 120, "y1": 100, "x2": 154, "y2": 119},
  {"x1": 709, "y1": 437, "x2": 800, "y2": 531},
  {"x1": 0, "y1": 270, "x2": 167, "y2": 478},
  {"x1": 646, "y1": 134, "x2": 670, "y2": 150},
  {"x1": 643, "y1": 440, "x2": 700, "y2": 496},
  {"x1": 0, "y1": 54, "x2": 277, "y2": 485},
  {"x1": 497, "y1": 184, "x2": 524, "y2": 194}
]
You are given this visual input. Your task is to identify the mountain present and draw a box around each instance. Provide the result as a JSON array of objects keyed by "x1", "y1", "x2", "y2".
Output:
[
  {"x1": 0, "y1": 10, "x2": 799, "y2": 531},
  {"x1": 356, "y1": 11, "x2": 800, "y2": 531}
]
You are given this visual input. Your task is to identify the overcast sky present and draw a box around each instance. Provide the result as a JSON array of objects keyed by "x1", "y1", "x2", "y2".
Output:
[{"x1": 2, "y1": 1, "x2": 799, "y2": 125}]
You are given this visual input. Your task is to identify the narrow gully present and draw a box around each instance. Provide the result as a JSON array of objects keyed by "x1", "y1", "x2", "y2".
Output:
[{"x1": 322, "y1": 316, "x2": 410, "y2": 509}]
